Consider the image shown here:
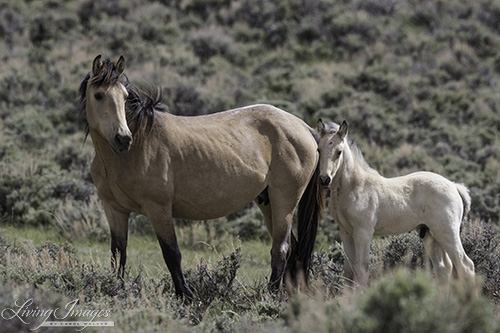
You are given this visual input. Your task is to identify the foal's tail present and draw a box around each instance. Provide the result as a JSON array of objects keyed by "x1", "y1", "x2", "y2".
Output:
[
  {"x1": 294, "y1": 162, "x2": 325, "y2": 284},
  {"x1": 455, "y1": 183, "x2": 471, "y2": 224}
]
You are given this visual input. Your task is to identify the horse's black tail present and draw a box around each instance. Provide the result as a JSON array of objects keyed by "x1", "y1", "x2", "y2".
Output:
[{"x1": 292, "y1": 162, "x2": 325, "y2": 285}]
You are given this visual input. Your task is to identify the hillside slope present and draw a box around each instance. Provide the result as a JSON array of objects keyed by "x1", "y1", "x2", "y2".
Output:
[{"x1": 0, "y1": 0, "x2": 499, "y2": 230}]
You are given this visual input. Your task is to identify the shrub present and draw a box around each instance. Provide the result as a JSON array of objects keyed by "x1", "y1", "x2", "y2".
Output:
[
  {"x1": 390, "y1": 143, "x2": 436, "y2": 174},
  {"x1": 382, "y1": 232, "x2": 425, "y2": 270},
  {"x1": 228, "y1": 206, "x2": 269, "y2": 241},
  {"x1": 164, "y1": 84, "x2": 208, "y2": 116},
  {"x1": 408, "y1": 0, "x2": 441, "y2": 30},
  {"x1": 184, "y1": 0, "x2": 231, "y2": 21},
  {"x1": 190, "y1": 26, "x2": 237, "y2": 64},
  {"x1": 78, "y1": 0, "x2": 130, "y2": 26},
  {"x1": 461, "y1": 219, "x2": 500, "y2": 302},
  {"x1": 96, "y1": 19, "x2": 137, "y2": 52},
  {"x1": 133, "y1": 3, "x2": 178, "y2": 45},
  {"x1": 310, "y1": 243, "x2": 344, "y2": 294},
  {"x1": 327, "y1": 10, "x2": 380, "y2": 58},
  {"x1": 456, "y1": 21, "x2": 500, "y2": 58},
  {"x1": 339, "y1": 269, "x2": 496, "y2": 333},
  {"x1": 347, "y1": 66, "x2": 404, "y2": 101}
]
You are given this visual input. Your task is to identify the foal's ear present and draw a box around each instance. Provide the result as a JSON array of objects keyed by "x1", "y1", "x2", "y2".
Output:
[
  {"x1": 92, "y1": 55, "x2": 102, "y2": 76},
  {"x1": 338, "y1": 120, "x2": 348, "y2": 140},
  {"x1": 116, "y1": 55, "x2": 126, "y2": 75},
  {"x1": 317, "y1": 119, "x2": 326, "y2": 136}
]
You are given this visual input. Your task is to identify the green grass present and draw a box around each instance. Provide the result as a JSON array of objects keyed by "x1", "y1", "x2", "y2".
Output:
[
  {"x1": 0, "y1": 224, "x2": 271, "y2": 283},
  {"x1": 0, "y1": 224, "x2": 64, "y2": 244}
]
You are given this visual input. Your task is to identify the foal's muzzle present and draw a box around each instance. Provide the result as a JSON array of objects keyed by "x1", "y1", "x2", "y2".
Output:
[{"x1": 319, "y1": 175, "x2": 331, "y2": 188}]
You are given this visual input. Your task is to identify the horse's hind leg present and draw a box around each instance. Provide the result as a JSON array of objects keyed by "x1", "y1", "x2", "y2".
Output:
[
  {"x1": 430, "y1": 226, "x2": 475, "y2": 287},
  {"x1": 422, "y1": 231, "x2": 453, "y2": 281},
  {"x1": 256, "y1": 197, "x2": 273, "y2": 236},
  {"x1": 268, "y1": 216, "x2": 294, "y2": 291},
  {"x1": 256, "y1": 197, "x2": 299, "y2": 287},
  {"x1": 104, "y1": 202, "x2": 129, "y2": 278},
  {"x1": 265, "y1": 193, "x2": 298, "y2": 291}
]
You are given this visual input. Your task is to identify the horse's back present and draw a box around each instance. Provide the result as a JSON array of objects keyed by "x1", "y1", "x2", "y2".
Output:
[
  {"x1": 397, "y1": 171, "x2": 460, "y2": 195},
  {"x1": 232, "y1": 104, "x2": 319, "y2": 183},
  {"x1": 210, "y1": 104, "x2": 313, "y2": 137},
  {"x1": 357, "y1": 171, "x2": 466, "y2": 235},
  {"x1": 156, "y1": 104, "x2": 318, "y2": 219},
  {"x1": 169, "y1": 103, "x2": 318, "y2": 172},
  {"x1": 167, "y1": 103, "x2": 316, "y2": 157},
  {"x1": 388, "y1": 171, "x2": 466, "y2": 220}
]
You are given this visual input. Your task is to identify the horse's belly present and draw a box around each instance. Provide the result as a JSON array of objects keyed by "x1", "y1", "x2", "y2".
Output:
[
  {"x1": 171, "y1": 192, "x2": 259, "y2": 220},
  {"x1": 171, "y1": 176, "x2": 266, "y2": 220},
  {"x1": 373, "y1": 209, "x2": 421, "y2": 236}
]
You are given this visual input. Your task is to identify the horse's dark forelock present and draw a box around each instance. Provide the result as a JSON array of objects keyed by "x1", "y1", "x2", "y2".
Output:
[
  {"x1": 78, "y1": 57, "x2": 168, "y2": 140},
  {"x1": 78, "y1": 58, "x2": 123, "y2": 114},
  {"x1": 91, "y1": 58, "x2": 122, "y2": 87}
]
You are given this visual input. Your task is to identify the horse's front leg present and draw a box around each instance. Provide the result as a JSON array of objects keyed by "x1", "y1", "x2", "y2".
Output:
[
  {"x1": 352, "y1": 228, "x2": 373, "y2": 287},
  {"x1": 339, "y1": 228, "x2": 356, "y2": 284},
  {"x1": 104, "y1": 202, "x2": 130, "y2": 278},
  {"x1": 147, "y1": 205, "x2": 193, "y2": 300}
]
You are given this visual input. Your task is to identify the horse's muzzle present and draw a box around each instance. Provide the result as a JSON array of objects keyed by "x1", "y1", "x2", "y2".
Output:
[
  {"x1": 319, "y1": 175, "x2": 331, "y2": 188},
  {"x1": 114, "y1": 133, "x2": 133, "y2": 152}
]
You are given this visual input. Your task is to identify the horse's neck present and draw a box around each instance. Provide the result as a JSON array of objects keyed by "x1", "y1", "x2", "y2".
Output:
[
  {"x1": 335, "y1": 145, "x2": 368, "y2": 186},
  {"x1": 90, "y1": 124, "x2": 158, "y2": 174},
  {"x1": 90, "y1": 129, "x2": 134, "y2": 174},
  {"x1": 89, "y1": 129, "x2": 115, "y2": 167}
]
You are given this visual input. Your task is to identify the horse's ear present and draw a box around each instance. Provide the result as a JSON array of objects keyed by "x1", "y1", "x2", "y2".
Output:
[
  {"x1": 317, "y1": 119, "x2": 326, "y2": 136},
  {"x1": 116, "y1": 55, "x2": 125, "y2": 75},
  {"x1": 92, "y1": 55, "x2": 102, "y2": 76},
  {"x1": 338, "y1": 120, "x2": 348, "y2": 140}
]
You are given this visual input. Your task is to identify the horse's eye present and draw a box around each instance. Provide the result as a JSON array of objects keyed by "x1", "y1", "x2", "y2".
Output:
[
  {"x1": 337, "y1": 151, "x2": 342, "y2": 157},
  {"x1": 94, "y1": 92, "x2": 104, "y2": 100}
]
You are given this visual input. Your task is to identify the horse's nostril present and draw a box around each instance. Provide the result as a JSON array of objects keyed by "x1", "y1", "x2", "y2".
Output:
[
  {"x1": 319, "y1": 175, "x2": 331, "y2": 187},
  {"x1": 115, "y1": 134, "x2": 132, "y2": 151}
]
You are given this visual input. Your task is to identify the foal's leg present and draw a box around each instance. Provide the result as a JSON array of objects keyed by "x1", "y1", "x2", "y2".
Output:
[
  {"x1": 352, "y1": 228, "x2": 373, "y2": 287},
  {"x1": 432, "y1": 227, "x2": 475, "y2": 287},
  {"x1": 104, "y1": 202, "x2": 129, "y2": 278},
  {"x1": 339, "y1": 228, "x2": 356, "y2": 284},
  {"x1": 422, "y1": 232, "x2": 453, "y2": 281},
  {"x1": 147, "y1": 205, "x2": 193, "y2": 299}
]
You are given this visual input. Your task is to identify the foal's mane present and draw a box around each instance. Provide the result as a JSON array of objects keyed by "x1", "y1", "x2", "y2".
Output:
[
  {"x1": 78, "y1": 57, "x2": 168, "y2": 139},
  {"x1": 345, "y1": 135, "x2": 378, "y2": 174}
]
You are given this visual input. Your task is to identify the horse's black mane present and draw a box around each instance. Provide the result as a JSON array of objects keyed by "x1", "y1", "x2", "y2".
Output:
[
  {"x1": 78, "y1": 58, "x2": 168, "y2": 139},
  {"x1": 124, "y1": 82, "x2": 168, "y2": 135}
]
